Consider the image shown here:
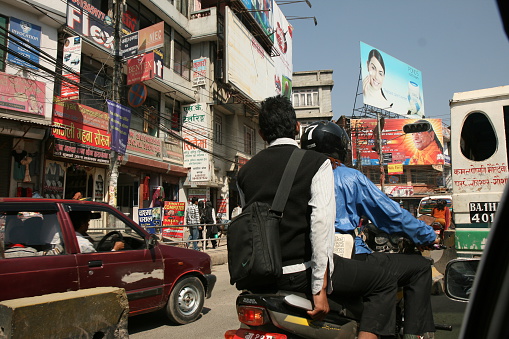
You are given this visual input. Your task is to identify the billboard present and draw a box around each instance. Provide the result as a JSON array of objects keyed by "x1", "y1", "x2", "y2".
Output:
[
  {"x1": 239, "y1": 0, "x2": 273, "y2": 42},
  {"x1": 360, "y1": 42, "x2": 425, "y2": 118},
  {"x1": 126, "y1": 51, "x2": 164, "y2": 85},
  {"x1": 121, "y1": 22, "x2": 164, "y2": 58},
  {"x1": 351, "y1": 118, "x2": 444, "y2": 166},
  {"x1": 182, "y1": 103, "x2": 210, "y2": 182},
  {"x1": 0, "y1": 72, "x2": 45, "y2": 115},
  {"x1": 225, "y1": 7, "x2": 275, "y2": 101},
  {"x1": 273, "y1": 3, "x2": 293, "y2": 99},
  {"x1": 61, "y1": 36, "x2": 82, "y2": 100}
]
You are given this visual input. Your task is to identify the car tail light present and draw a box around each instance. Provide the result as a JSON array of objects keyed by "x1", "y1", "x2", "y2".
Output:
[{"x1": 237, "y1": 305, "x2": 269, "y2": 326}]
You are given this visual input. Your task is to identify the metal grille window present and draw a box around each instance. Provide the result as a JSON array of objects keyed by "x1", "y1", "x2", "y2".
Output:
[
  {"x1": 244, "y1": 125, "x2": 255, "y2": 155},
  {"x1": 214, "y1": 115, "x2": 223, "y2": 144},
  {"x1": 293, "y1": 89, "x2": 319, "y2": 107}
]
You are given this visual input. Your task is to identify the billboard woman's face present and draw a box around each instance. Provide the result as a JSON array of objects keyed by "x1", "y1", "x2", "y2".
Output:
[{"x1": 367, "y1": 56, "x2": 385, "y2": 91}]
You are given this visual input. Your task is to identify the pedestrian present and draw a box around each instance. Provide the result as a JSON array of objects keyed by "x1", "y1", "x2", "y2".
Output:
[
  {"x1": 186, "y1": 197, "x2": 201, "y2": 251},
  {"x1": 203, "y1": 201, "x2": 218, "y2": 249}
]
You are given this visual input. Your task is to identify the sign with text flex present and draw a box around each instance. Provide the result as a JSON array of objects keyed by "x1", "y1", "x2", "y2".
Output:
[
  {"x1": 192, "y1": 58, "x2": 207, "y2": 87},
  {"x1": 182, "y1": 103, "x2": 210, "y2": 182},
  {"x1": 127, "y1": 50, "x2": 163, "y2": 85},
  {"x1": 66, "y1": 0, "x2": 115, "y2": 51},
  {"x1": 107, "y1": 100, "x2": 131, "y2": 155},
  {"x1": 0, "y1": 72, "x2": 45, "y2": 115},
  {"x1": 7, "y1": 17, "x2": 41, "y2": 70},
  {"x1": 61, "y1": 36, "x2": 82, "y2": 100},
  {"x1": 351, "y1": 118, "x2": 444, "y2": 166},
  {"x1": 360, "y1": 42, "x2": 425, "y2": 118},
  {"x1": 121, "y1": 21, "x2": 164, "y2": 58}
]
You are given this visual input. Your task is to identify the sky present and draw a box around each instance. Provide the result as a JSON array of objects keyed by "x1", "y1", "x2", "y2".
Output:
[{"x1": 280, "y1": 0, "x2": 509, "y2": 126}]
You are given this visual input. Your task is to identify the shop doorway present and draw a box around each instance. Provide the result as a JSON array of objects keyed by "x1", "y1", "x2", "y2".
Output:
[
  {"x1": 65, "y1": 165, "x2": 87, "y2": 199},
  {"x1": 117, "y1": 173, "x2": 138, "y2": 216}
]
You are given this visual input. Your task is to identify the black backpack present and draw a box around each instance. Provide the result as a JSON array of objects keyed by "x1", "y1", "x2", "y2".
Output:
[{"x1": 227, "y1": 149, "x2": 305, "y2": 290}]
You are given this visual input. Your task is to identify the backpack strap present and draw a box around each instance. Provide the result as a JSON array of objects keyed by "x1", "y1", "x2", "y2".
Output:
[{"x1": 271, "y1": 148, "x2": 306, "y2": 214}]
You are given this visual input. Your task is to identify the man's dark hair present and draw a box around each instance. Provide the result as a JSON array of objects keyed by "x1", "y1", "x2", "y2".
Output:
[
  {"x1": 191, "y1": 197, "x2": 198, "y2": 204},
  {"x1": 69, "y1": 211, "x2": 91, "y2": 231},
  {"x1": 259, "y1": 95, "x2": 297, "y2": 143}
]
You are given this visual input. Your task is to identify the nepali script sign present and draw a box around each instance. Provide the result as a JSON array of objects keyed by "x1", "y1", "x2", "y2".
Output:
[{"x1": 182, "y1": 103, "x2": 210, "y2": 182}]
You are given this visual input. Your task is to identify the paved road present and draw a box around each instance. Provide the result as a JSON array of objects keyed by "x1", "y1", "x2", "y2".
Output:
[{"x1": 128, "y1": 262, "x2": 467, "y2": 338}]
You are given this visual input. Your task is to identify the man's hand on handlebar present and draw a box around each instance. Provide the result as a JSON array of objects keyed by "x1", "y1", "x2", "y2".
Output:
[{"x1": 417, "y1": 235, "x2": 441, "y2": 251}]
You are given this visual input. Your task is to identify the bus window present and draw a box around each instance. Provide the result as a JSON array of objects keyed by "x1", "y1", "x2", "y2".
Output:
[{"x1": 460, "y1": 112, "x2": 497, "y2": 161}]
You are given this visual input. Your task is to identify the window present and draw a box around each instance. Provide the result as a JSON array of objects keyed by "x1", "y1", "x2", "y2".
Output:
[
  {"x1": 143, "y1": 91, "x2": 160, "y2": 136},
  {"x1": 460, "y1": 111, "x2": 497, "y2": 161},
  {"x1": 244, "y1": 125, "x2": 255, "y2": 155},
  {"x1": 164, "y1": 24, "x2": 172, "y2": 68},
  {"x1": 214, "y1": 114, "x2": 223, "y2": 144},
  {"x1": 293, "y1": 89, "x2": 319, "y2": 107},
  {"x1": 174, "y1": 31, "x2": 191, "y2": 80},
  {"x1": 410, "y1": 169, "x2": 438, "y2": 186},
  {"x1": 164, "y1": 96, "x2": 181, "y2": 132},
  {"x1": 175, "y1": 0, "x2": 189, "y2": 17},
  {"x1": 1, "y1": 209, "x2": 65, "y2": 258},
  {"x1": 79, "y1": 55, "x2": 111, "y2": 112},
  {"x1": 0, "y1": 16, "x2": 7, "y2": 71}
]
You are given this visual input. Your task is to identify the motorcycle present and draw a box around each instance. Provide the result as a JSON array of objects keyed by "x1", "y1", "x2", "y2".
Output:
[{"x1": 225, "y1": 223, "x2": 450, "y2": 339}]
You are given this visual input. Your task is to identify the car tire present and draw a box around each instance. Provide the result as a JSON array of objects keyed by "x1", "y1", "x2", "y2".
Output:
[{"x1": 165, "y1": 276, "x2": 205, "y2": 324}]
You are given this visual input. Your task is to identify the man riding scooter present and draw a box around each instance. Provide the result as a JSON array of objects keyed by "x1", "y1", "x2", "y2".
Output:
[{"x1": 301, "y1": 121, "x2": 440, "y2": 339}]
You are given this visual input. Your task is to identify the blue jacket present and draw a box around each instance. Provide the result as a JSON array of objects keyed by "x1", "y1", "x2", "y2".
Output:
[{"x1": 333, "y1": 164, "x2": 436, "y2": 254}]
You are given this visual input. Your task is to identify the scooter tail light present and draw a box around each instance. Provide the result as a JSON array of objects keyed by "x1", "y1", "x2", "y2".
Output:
[
  {"x1": 237, "y1": 305, "x2": 269, "y2": 326},
  {"x1": 224, "y1": 330, "x2": 238, "y2": 339}
]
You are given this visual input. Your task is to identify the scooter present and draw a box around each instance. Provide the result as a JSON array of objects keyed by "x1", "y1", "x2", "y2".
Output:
[{"x1": 225, "y1": 225, "x2": 450, "y2": 339}]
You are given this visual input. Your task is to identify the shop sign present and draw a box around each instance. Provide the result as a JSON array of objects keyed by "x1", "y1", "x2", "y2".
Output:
[
  {"x1": 121, "y1": 21, "x2": 164, "y2": 58},
  {"x1": 162, "y1": 201, "x2": 185, "y2": 239},
  {"x1": 192, "y1": 58, "x2": 207, "y2": 87},
  {"x1": 53, "y1": 138, "x2": 110, "y2": 164},
  {"x1": 52, "y1": 98, "x2": 110, "y2": 150},
  {"x1": 7, "y1": 17, "x2": 41, "y2": 70},
  {"x1": 0, "y1": 72, "x2": 45, "y2": 115},
  {"x1": 126, "y1": 129, "x2": 162, "y2": 159},
  {"x1": 127, "y1": 51, "x2": 163, "y2": 85},
  {"x1": 66, "y1": 0, "x2": 114, "y2": 51},
  {"x1": 61, "y1": 36, "x2": 82, "y2": 100}
]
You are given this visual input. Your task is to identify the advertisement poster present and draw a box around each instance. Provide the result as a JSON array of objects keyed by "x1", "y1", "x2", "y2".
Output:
[
  {"x1": 127, "y1": 51, "x2": 163, "y2": 85},
  {"x1": 216, "y1": 198, "x2": 228, "y2": 220},
  {"x1": 7, "y1": 18, "x2": 41, "y2": 70},
  {"x1": 273, "y1": 3, "x2": 293, "y2": 99},
  {"x1": 107, "y1": 100, "x2": 131, "y2": 155},
  {"x1": 351, "y1": 118, "x2": 444, "y2": 166},
  {"x1": 61, "y1": 36, "x2": 82, "y2": 100},
  {"x1": 0, "y1": 72, "x2": 45, "y2": 115},
  {"x1": 162, "y1": 201, "x2": 185, "y2": 239},
  {"x1": 121, "y1": 22, "x2": 164, "y2": 58},
  {"x1": 138, "y1": 208, "x2": 154, "y2": 233},
  {"x1": 360, "y1": 42, "x2": 425, "y2": 118},
  {"x1": 239, "y1": 0, "x2": 273, "y2": 42},
  {"x1": 182, "y1": 103, "x2": 210, "y2": 182},
  {"x1": 67, "y1": 0, "x2": 115, "y2": 51}
]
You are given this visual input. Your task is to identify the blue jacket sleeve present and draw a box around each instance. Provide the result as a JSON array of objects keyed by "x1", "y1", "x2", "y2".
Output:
[{"x1": 334, "y1": 165, "x2": 436, "y2": 246}]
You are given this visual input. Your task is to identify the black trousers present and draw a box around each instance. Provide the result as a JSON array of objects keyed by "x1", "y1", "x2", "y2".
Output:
[
  {"x1": 358, "y1": 252, "x2": 435, "y2": 335},
  {"x1": 277, "y1": 254, "x2": 398, "y2": 336}
]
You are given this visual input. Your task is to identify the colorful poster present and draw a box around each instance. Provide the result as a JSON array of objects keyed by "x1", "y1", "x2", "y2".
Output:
[
  {"x1": 273, "y1": 3, "x2": 293, "y2": 99},
  {"x1": 239, "y1": 0, "x2": 273, "y2": 42},
  {"x1": 61, "y1": 36, "x2": 82, "y2": 100},
  {"x1": 107, "y1": 100, "x2": 131, "y2": 155},
  {"x1": 162, "y1": 201, "x2": 186, "y2": 239},
  {"x1": 0, "y1": 72, "x2": 45, "y2": 115},
  {"x1": 182, "y1": 103, "x2": 210, "y2": 182},
  {"x1": 7, "y1": 18, "x2": 41, "y2": 70},
  {"x1": 360, "y1": 42, "x2": 425, "y2": 118},
  {"x1": 351, "y1": 118, "x2": 444, "y2": 166}
]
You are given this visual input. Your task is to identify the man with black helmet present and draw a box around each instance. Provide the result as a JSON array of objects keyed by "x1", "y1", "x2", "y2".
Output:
[
  {"x1": 301, "y1": 120, "x2": 439, "y2": 339},
  {"x1": 237, "y1": 95, "x2": 398, "y2": 339}
]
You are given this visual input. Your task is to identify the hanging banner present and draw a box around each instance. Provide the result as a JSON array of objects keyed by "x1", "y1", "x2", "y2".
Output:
[
  {"x1": 162, "y1": 201, "x2": 186, "y2": 239},
  {"x1": 106, "y1": 100, "x2": 131, "y2": 155},
  {"x1": 7, "y1": 18, "x2": 41, "y2": 70},
  {"x1": 61, "y1": 36, "x2": 82, "y2": 100},
  {"x1": 182, "y1": 103, "x2": 210, "y2": 182}
]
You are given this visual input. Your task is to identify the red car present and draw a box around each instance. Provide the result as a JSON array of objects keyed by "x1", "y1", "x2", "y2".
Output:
[{"x1": 0, "y1": 198, "x2": 216, "y2": 324}]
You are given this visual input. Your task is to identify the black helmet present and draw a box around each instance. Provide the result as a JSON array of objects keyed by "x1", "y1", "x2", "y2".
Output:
[{"x1": 301, "y1": 121, "x2": 350, "y2": 162}]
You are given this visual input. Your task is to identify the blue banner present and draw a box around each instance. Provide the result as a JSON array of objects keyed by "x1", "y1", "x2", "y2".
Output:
[
  {"x1": 7, "y1": 18, "x2": 41, "y2": 70},
  {"x1": 107, "y1": 100, "x2": 131, "y2": 155}
]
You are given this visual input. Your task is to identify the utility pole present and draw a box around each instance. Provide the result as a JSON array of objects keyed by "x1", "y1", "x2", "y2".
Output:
[
  {"x1": 376, "y1": 111, "x2": 385, "y2": 192},
  {"x1": 107, "y1": 0, "x2": 123, "y2": 207}
]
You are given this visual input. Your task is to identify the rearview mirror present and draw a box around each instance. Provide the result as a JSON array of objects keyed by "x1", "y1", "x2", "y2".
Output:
[
  {"x1": 147, "y1": 234, "x2": 158, "y2": 249},
  {"x1": 445, "y1": 259, "x2": 480, "y2": 302}
]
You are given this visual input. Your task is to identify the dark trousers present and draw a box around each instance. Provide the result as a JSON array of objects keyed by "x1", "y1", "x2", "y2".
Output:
[
  {"x1": 358, "y1": 252, "x2": 436, "y2": 335},
  {"x1": 277, "y1": 254, "x2": 398, "y2": 336},
  {"x1": 206, "y1": 225, "x2": 217, "y2": 248}
]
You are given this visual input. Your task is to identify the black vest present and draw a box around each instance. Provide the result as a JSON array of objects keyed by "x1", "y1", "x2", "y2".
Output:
[{"x1": 238, "y1": 145, "x2": 328, "y2": 266}]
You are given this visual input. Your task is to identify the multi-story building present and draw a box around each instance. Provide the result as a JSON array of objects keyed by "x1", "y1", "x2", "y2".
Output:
[
  {"x1": 0, "y1": 0, "x2": 293, "y2": 222},
  {"x1": 292, "y1": 69, "x2": 333, "y2": 125}
]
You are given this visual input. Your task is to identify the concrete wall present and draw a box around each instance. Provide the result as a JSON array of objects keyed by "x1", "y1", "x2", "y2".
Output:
[{"x1": 0, "y1": 287, "x2": 129, "y2": 339}]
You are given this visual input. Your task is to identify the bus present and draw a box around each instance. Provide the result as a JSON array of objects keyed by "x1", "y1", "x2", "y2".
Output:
[{"x1": 450, "y1": 85, "x2": 509, "y2": 256}]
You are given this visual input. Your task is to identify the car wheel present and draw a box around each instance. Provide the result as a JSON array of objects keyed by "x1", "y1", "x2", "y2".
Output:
[{"x1": 165, "y1": 276, "x2": 205, "y2": 324}]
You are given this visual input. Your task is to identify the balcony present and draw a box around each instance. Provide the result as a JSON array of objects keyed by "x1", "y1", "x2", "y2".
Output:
[{"x1": 188, "y1": 7, "x2": 218, "y2": 43}]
